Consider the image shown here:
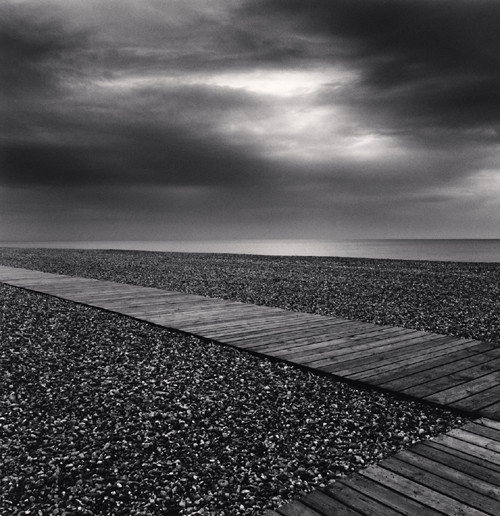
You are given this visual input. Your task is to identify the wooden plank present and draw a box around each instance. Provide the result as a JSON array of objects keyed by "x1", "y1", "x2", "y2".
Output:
[
  {"x1": 343, "y1": 338, "x2": 484, "y2": 381},
  {"x1": 320, "y1": 336, "x2": 476, "y2": 376},
  {"x1": 432, "y1": 434, "x2": 500, "y2": 467},
  {"x1": 236, "y1": 324, "x2": 406, "y2": 349},
  {"x1": 174, "y1": 307, "x2": 293, "y2": 330},
  {"x1": 156, "y1": 312, "x2": 315, "y2": 335},
  {"x1": 362, "y1": 341, "x2": 497, "y2": 386},
  {"x1": 451, "y1": 385, "x2": 500, "y2": 413},
  {"x1": 234, "y1": 318, "x2": 375, "y2": 340},
  {"x1": 330, "y1": 474, "x2": 444, "y2": 516},
  {"x1": 400, "y1": 357, "x2": 500, "y2": 399},
  {"x1": 222, "y1": 318, "x2": 370, "y2": 344},
  {"x1": 299, "y1": 490, "x2": 363, "y2": 515},
  {"x1": 275, "y1": 501, "x2": 324, "y2": 516},
  {"x1": 280, "y1": 329, "x2": 432, "y2": 365},
  {"x1": 170, "y1": 306, "x2": 287, "y2": 326},
  {"x1": 460, "y1": 422, "x2": 500, "y2": 443},
  {"x1": 380, "y1": 455, "x2": 499, "y2": 515},
  {"x1": 257, "y1": 327, "x2": 416, "y2": 357},
  {"x1": 379, "y1": 347, "x2": 500, "y2": 392},
  {"x1": 192, "y1": 313, "x2": 324, "y2": 336},
  {"x1": 303, "y1": 334, "x2": 455, "y2": 370},
  {"x1": 320, "y1": 482, "x2": 409, "y2": 516},
  {"x1": 243, "y1": 326, "x2": 363, "y2": 353},
  {"x1": 116, "y1": 299, "x2": 235, "y2": 317},
  {"x1": 447, "y1": 428, "x2": 500, "y2": 454},
  {"x1": 360, "y1": 464, "x2": 491, "y2": 516},
  {"x1": 229, "y1": 322, "x2": 369, "y2": 351},
  {"x1": 410, "y1": 441, "x2": 500, "y2": 487},
  {"x1": 204, "y1": 318, "x2": 356, "y2": 344},
  {"x1": 424, "y1": 371, "x2": 500, "y2": 406},
  {"x1": 88, "y1": 292, "x2": 211, "y2": 308},
  {"x1": 478, "y1": 418, "x2": 500, "y2": 432},
  {"x1": 395, "y1": 449, "x2": 500, "y2": 501},
  {"x1": 108, "y1": 299, "x2": 250, "y2": 318},
  {"x1": 94, "y1": 295, "x2": 201, "y2": 311},
  {"x1": 480, "y1": 402, "x2": 500, "y2": 421}
]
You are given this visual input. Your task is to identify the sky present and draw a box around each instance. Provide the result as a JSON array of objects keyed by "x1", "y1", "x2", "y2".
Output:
[{"x1": 1, "y1": 0, "x2": 499, "y2": 242}]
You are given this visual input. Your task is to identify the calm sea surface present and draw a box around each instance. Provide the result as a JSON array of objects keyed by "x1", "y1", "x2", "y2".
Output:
[{"x1": 1, "y1": 239, "x2": 499, "y2": 263}]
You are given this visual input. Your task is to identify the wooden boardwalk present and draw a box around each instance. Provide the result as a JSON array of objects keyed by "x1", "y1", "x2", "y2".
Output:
[
  {"x1": 1, "y1": 265, "x2": 499, "y2": 420},
  {"x1": 2, "y1": 264, "x2": 500, "y2": 515},
  {"x1": 269, "y1": 418, "x2": 500, "y2": 516}
]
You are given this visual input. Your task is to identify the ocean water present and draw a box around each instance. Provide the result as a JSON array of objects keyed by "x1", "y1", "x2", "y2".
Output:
[{"x1": 1, "y1": 239, "x2": 499, "y2": 263}]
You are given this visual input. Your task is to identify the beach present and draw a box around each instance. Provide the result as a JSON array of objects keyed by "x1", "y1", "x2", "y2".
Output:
[{"x1": 1, "y1": 248, "x2": 497, "y2": 515}]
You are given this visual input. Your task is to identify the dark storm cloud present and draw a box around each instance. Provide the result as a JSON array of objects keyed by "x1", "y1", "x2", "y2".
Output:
[
  {"x1": 0, "y1": 4, "x2": 89, "y2": 97},
  {"x1": 0, "y1": 122, "x2": 276, "y2": 189},
  {"x1": 250, "y1": 0, "x2": 500, "y2": 129},
  {"x1": 1, "y1": 0, "x2": 499, "y2": 241}
]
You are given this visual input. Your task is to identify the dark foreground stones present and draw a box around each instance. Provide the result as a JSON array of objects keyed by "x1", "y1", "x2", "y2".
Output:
[{"x1": 1, "y1": 280, "x2": 467, "y2": 516}]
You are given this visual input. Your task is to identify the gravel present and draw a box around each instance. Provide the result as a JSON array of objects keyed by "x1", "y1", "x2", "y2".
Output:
[{"x1": 0, "y1": 247, "x2": 490, "y2": 515}]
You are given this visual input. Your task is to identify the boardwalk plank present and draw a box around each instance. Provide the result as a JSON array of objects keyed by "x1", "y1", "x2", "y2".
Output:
[
  {"x1": 451, "y1": 385, "x2": 500, "y2": 413},
  {"x1": 320, "y1": 482, "x2": 404, "y2": 515},
  {"x1": 364, "y1": 341, "x2": 498, "y2": 386},
  {"x1": 424, "y1": 371, "x2": 500, "y2": 405},
  {"x1": 330, "y1": 474, "x2": 444, "y2": 516},
  {"x1": 432, "y1": 434, "x2": 500, "y2": 467},
  {"x1": 395, "y1": 449, "x2": 500, "y2": 501},
  {"x1": 222, "y1": 321, "x2": 370, "y2": 346},
  {"x1": 321, "y1": 336, "x2": 477, "y2": 376},
  {"x1": 480, "y1": 402, "x2": 500, "y2": 421},
  {"x1": 381, "y1": 455, "x2": 499, "y2": 515},
  {"x1": 401, "y1": 357, "x2": 500, "y2": 399},
  {"x1": 305, "y1": 334, "x2": 456, "y2": 370},
  {"x1": 379, "y1": 348, "x2": 500, "y2": 391},
  {"x1": 264, "y1": 328, "x2": 414, "y2": 358},
  {"x1": 359, "y1": 465, "x2": 491, "y2": 516},
  {"x1": 410, "y1": 441, "x2": 500, "y2": 487},
  {"x1": 299, "y1": 490, "x2": 362, "y2": 515}
]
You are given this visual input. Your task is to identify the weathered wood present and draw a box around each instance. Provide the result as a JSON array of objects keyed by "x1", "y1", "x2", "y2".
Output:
[
  {"x1": 424, "y1": 371, "x2": 500, "y2": 405},
  {"x1": 400, "y1": 357, "x2": 500, "y2": 399},
  {"x1": 395, "y1": 449, "x2": 500, "y2": 501},
  {"x1": 320, "y1": 482, "x2": 406, "y2": 515},
  {"x1": 359, "y1": 464, "x2": 491, "y2": 516},
  {"x1": 365, "y1": 341, "x2": 499, "y2": 386},
  {"x1": 298, "y1": 490, "x2": 362, "y2": 515},
  {"x1": 330, "y1": 474, "x2": 444, "y2": 516},
  {"x1": 307, "y1": 334, "x2": 456, "y2": 371},
  {"x1": 321, "y1": 336, "x2": 476, "y2": 376},
  {"x1": 433, "y1": 434, "x2": 500, "y2": 466},
  {"x1": 274, "y1": 501, "x2": 324, "y2": 516},
  {"x1": 409, "y1": 441, "x2": 500, "y2": 487}
]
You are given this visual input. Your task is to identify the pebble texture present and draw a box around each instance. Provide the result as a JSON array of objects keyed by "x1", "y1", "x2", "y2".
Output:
[{"x1": 0, "y1": 248, "x2": 490, "y2": 515}]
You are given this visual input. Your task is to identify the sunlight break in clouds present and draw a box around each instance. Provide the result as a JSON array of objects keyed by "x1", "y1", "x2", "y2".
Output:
[{"x1": 1, "y1": 0, "x2": 500, "y2": 241}]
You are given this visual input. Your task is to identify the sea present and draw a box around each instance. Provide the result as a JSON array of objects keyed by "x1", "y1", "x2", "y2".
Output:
[{"x1": 1, "y1": 239, "x2": 499, "y2": 263}]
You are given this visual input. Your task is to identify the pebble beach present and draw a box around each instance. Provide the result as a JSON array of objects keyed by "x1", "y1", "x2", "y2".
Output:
[{"x1": 1, "y1": 247, "x2": 498, "y2": 515}]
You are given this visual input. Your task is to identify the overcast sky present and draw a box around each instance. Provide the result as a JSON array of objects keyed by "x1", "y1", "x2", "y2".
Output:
[{"x1": 1, "y1": 0, "x2": 499, "y2": 242}]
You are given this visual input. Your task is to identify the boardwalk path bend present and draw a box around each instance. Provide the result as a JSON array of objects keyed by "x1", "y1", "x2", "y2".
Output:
[{"x1": 2, "y1": 264, "x2": 500, "y2": 515}]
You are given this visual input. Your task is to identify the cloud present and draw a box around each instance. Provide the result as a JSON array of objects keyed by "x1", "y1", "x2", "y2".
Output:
[
  {"x1": 248, "y1": 0, "x2": 500, "y2": 131},
  {"x1": 0, "y1": 3, "x2": 90, "y2": 97},
  {"x1": 1, "y1": 0, "x2": 499, "y2": 241}
]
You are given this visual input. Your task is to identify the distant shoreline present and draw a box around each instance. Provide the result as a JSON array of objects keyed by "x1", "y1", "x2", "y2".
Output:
[{"x1": 0, "y1": 238, "x2": 499, "y2": 262}]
